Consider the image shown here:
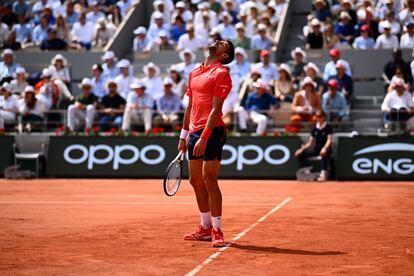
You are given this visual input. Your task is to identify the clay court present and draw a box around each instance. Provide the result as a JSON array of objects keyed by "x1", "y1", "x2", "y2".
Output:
[{"x1": 0, "y1": 179, "x2": 413, "y2": 275}]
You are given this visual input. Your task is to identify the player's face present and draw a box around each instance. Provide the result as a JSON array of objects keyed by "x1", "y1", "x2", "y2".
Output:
[{"x1": 209, "y1": 40, "x2": 230, "y2": 60}]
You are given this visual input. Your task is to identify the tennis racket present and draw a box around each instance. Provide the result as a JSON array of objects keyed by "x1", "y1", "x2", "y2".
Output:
[{"x1": 163, "y1": 151, "x2": 185, "y2": 196}]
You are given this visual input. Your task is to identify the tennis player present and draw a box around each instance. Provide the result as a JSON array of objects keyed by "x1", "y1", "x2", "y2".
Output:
[{"x1": 178, "y1": 40, "x2": 234, "y2": 247}]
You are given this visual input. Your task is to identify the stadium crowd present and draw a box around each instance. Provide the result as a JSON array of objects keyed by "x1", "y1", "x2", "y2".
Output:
[{"x1": 0, "y1": 0, "x2": 414, "y2": 136}]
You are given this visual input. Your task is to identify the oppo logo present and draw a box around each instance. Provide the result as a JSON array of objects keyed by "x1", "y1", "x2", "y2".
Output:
[
  {"x1": 63, "y1": 144, "x2": 165, "y2": 170},
  {"x1": 352, "y1": 143, "x2": 414, "y2": 175}
]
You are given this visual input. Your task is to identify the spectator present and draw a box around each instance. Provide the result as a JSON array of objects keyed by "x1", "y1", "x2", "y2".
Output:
[
  {"x1": 251, "y1": 23, "x2": 273, "y2": 50},
  {"x1": 340, "y1": 0, "x2": 358, "y2": 26},
  {"x1": 64, "y1": 0, "x2": 79, "y2": 27},
  {"x1": 1, "y1": 4, "x2": 18, "y2": 28},
  {"x1": 154, "y1": 77, "x2": 181, "y2": 129},
  {"x1": 222, "y1": 0, "x2": 239, "y2": 25},
  {"x1": 55, "y1": 14, "x2": 70, "y2": 42},
  {"x1": 12, "y1": 0, "x2": 30, "y2": 17},
  {"x1": 353, "y1": 24, "x2": 375, "y2": 49},
  {"x1": 304, "y1": 62, "x2": 324, "y2": 96},
  {"x1": 115, "y1": 59, "x2": 137, "y2": 99},
  {"x1": 177, "y1": 24, "x2": 203, "y2": 51},
  {"x1": 237, "y1": 9, "x2": 255, "y2": 38},
  {"x1": 40, "y1": 28, "x2": 68, "y2": 51},
  {"x1": 3, "y1": 31, "x2": 21, "y2": 51},
  {"x1": 194, "y1": 11, "x2": 211, "y2": 46},
  {"x1": 91, "y1": 63, "x2": 107, "y2": 99},
  {"x1": 147, "y1": 11, "x2": 170, "y2": 45},
  {"x1": 148, "y1": 31, "x2": 175, "y2": 52},
  {"x1": 334, "y1": 11, "x2": 356, "y2": 47},
  {"x1": 323, "y1": 48, "x2": 352, "y2": 81},
  {"x1": 194, "y1": 2, "x2": 217, "y2": 27},
  {"x1": 400, "y1": 21, "x2": 414, "y2": 49},
  {"x1": 294, "y1": 110, "x2": 332, "y2": 181},
  {"x1": 86, "y1": 1, "x2": 105, "y2": 24},
  {"x1": 176, "y1": 48, "x2": 197, "y2": 82},
  {"x1": 383, "y1": 49, "x2": 413, "y2": 90},
  {"x1": 99, "y1": 80, "x2": 126, "y2": 131},
  {"x1": 94, "y1": 18, "x2": 115, "y2": 48},
  {"x1": 375, "y1": 21, "x2": 399, "y2": 49},
  {"x1": 291, "y1": 76, "x2": 321, "y2": 123},
  {"x1": 238, "y1": 79, "x2": 278, "y2": 135},
  {"x1": 41, "y1": 79, "x2": 73, "y2": 128},
  {"x1": 18, "y1": 85, "x2": 46, "y2": 132},
  {"x1": 378, "y1": 11, "x2": 401, "y2": 35},
  {"x1": 381, "y1": 77, "x2": 414, "y2": 130},
  {"x1": 328, "y1": 60, "x2": 354, "y2": 102},
  {"x1": 117, "y1": 0, "x2": 134, "y2": 17},
  {"x1": 172, "y1": 1, "x2": 193, "y2": 23},
  {"x1": 34, "y1": 68, "x2": 52, "y2": 93},
  {"x1": 122, "y1": 80, "x2": 154, "y2": 133},
  {"x1": 289, "y1": 47, "x2": 307, "y2": 88},
  {"x1": 10, "y1": 67, "x2": 28, "y2": 94},
  {"x1": 274, "y1": 63, "x2": 293, "y2": 103},
  {"x1": 49, "y1": 54, "x2": 71, "y2": 84},
  {"x1": 33, "y1": 15, "x2": 50, "y2": 46},
  {"x1": 133, "y1": 26, "x2": 149, "y2": 53},
  {"x1": 67, "y1": 78, "x2": 98, "y2": 132},
  {"x1": 150, "y1": 0, "x2": 170, "y2": 27},
  {"x1": 42, "y1": 7, "x2": 56, "y2": 26},
  {"x1": 323, "y1": 23, "x2": 341, "y2": 49},
  {"x1": 387, "y1": 66, "x2": 412, "y2": 92},
  {"x1": 170, "y1": 15, "x2": 186, "y2": 43},
  {"x1": 32, "y1": 0, "x2": 48, "y2": 23},
  {"x1": 230, "y1": 47, "x2": 251, "y2": 81},
  {"x1": 376, "y1": 0, "x2": 398, "y2": 21},
  {"x1": 71, "y1": 12, "x2": 94, "y2": 50},
  {"x1": 101, "y1": 51, "x2": 120, "y2": 80},
  {"x1": 13, "y1": 15, "x2": 32, "y2": 46},
  {"x1": 232, "y1": 22, "x2": 251, "y2": 50},
  {"x1": 0, "y1": 49, "x2": 21, "y2": 84},
  {"x1": 142, "y1": 62, "x2": 163, "y2": 100},
  {"x1": 398, "y1": 0, "x2": 414, "y2": 25},
  {"x1": 52, "y1": 0, "x2": 65, "y2": 19},
  {"x1": 216, "y1": 12, "x2": 237, "y2": 40},
  {"x1": 0, "y1": 22, "x2": 8, "y2": 47},
  {"x1": 306, "y1": 18, "x2": 324, "y2": 49},
  {"x1": 222, "y1": 66, "x2": 241, "y2": 127},
  {"x1": 322, "y1": 79, "x2": 348, "y2": 123},
  {"x1": 254, "y1": 50, "x2": 278, "y2": 83},
  {"x1": 312, "y1": 0, "x2": 332, "y2": 22},
  {"x1": 168, "y1": 64, "x2": 186, "y2": 97},
  {"x1": 107, "y1": 4, "x2": 122, "y2": 27},
  {"x1": 0, "y1": 82, "x2": 19, "y2": 131}
]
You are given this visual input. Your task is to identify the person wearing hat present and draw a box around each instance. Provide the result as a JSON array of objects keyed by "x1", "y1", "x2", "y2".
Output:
[
  {"x1": 49, "y1": 54, "x2": 71, "y2": 85},
  {"x1": 122, "y1": 80, "x2": 154, "y2": 133},
  {"x1": 250, "y1": 23, "x2": 273, "y2": 50},
  {"x1": 10, "y1": 67, "x2": 29, "y2": 94},
  {"x1": 71, "y1": 12, "x2": 94, "y2": 50},
  {"x1": 232, "y1": 22, "x2": 250, "y2": 50},
  {"x1": 321, "y1": 79, "x2": 347, "y2": 123},
  {"x1": 98, "y1": 80, "x2": 126, "y2": 131},
  {"x1": 32, "y1": 14, "x2": 49, "y2": 46},
  {"x1": 176, "y1": 48, "x2": 197, "y2": 82},
  {"x1": 399, "y1": 0, "x2": 414, "y2": 26},
  {"x1": 306, "y1": 18, "x2": 324, "y2": 49},
  {"x1": 153, "y1": 77, "x2": 182, "y2": 130},
  {"x1": 94, "y1": 18, "x2": 115, "y2": 48},
  {"x1": 400, "y1": 21, "x2": 414, "y2": 48},
  {"x1": 340, "y1": 0, "x2": 357, "y2": 25},
  {"x1": 90, "y1": 63, "x2": 107, "y2": 99},
  {"x1": 323, "y1": 48, "x2": 352, "y2": 81},
  {"x1": 222, "y1": 0, "x2": 238, "y2": 25},
  {"x1": 238, "y1": 78, "x2": 278, "y2": 135},
  {"x1": 86, "y1": 1, "x2": 105, "y2": 24},
  {"x1": 142, "y1": 62, "x2": 164, "y2": 100},
  {"x1": 177, "y1": 23, "x2": 204, "y2": 51},
  {"x1": 101, "y1": 51, "x2": 120, "y2": 80},
  {"x1": 114, "y1": 59, "x2": 137, "y2": 99},
  {"x1": 254, "y1": 49, "x2": 278, "y2": 83},
  {"x1": 274, "y1": 63, "x2": 294, "y2": 102},
  {"x1": 67, "y1": 78, "x2": 98, "y2": 132},
  {"x1": 312, "y1": 0, "x2": 332, "y2": 22},
  {"x1": 34, "y1": 68, "x2": 53, "y2": 94},
  {"x1": 216, "y1": 11, "x2": 237, "y2": 40},
  {"x1": 381, "y1": 77, "x2": 414, "y2": 131},
  {"x1": 147, "y1": 11, "x2": 170, "y2": 45},
  {"x1": 379, "y1": 10, "x2": 401, "y2": 35},
  {"x1": 328, "y1": 60, "x2": 354, "y2": 102},
  {"x1": 374, "y1": 20, "x2": 399, "y2": 49},
  {"x1": 172, "y1": 1, "x2": 193, "y2": 23},
  {"x1": 334, "y1": 11, "x2": 356, "y2": 46},
  {"x1": 150, "y1": 0, "x2": 171, "y2": 28},
  {"x1": 194, "y1": 2, "x2": 217, "y2": 28},
  {"x1": 304, "y1": 62, "x2": 324, "y2": 95},
  {"x1": 353, "y1": 24, "x2": 375, "y2": 49},
  {"x1": 288, "y1": 47, "x2": 307, "y2": 88},
  {"x1": 0, "y1": 82, "x2": 19, "y2": 131},
  {"x1": 170, "y1": 15, "x2": 187, "y2": 43},
  {"x1": 194, "y1": 11, "x2": 212, "y2": 46},
  {"x1": 18, "y1": 85, "x2": 46, "y2": 132},
  {"x1": 0, "y1": 49, "x2": 21, "y2": 84},
  {"x1": 148, "y1": 30, "x2": 175, "y2": 52},
  {"x1": 383, "y1": 49, "x2": 413, "y2": 91},
  {"x1": 230, "y1": 47, "x2": 250, "y2": 80},
  {"x1": 168, "y1": 64, "x2": 186, "y2": 97},
  {"x1": 291, "y1": 76, "x2": 321, "y2": 123},
  {"x1": 133, "y1": 26, "x2": 150, "y2": 53}
]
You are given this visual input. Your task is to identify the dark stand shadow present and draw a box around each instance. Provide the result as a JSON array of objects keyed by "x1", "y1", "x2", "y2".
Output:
[{"x1": 231, "y1": 243, "x2": 347, "y2": 256}]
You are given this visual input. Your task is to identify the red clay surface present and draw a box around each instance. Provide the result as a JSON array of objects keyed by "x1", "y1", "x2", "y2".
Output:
[{"x1": 0, "y1": 179, "x2": 413, "y2": 275}]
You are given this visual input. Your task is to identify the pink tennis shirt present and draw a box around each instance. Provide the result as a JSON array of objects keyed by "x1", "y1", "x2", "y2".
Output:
[{"x1": 186, "y1": 61, "x2": 232, "y2": 132}]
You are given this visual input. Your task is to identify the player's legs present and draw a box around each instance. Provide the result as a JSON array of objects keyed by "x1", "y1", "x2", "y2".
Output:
[{"x1": 202, "y1": 160, "x2": 222, "y2": 217}]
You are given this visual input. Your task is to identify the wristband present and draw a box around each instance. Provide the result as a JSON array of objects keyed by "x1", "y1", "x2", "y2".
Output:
[
  {"x1": 200, "y1": 127, "x2": 212, "y2": 140},
  {"x1": 180, "y1": 128, "x2": 189, "y2": 139}
]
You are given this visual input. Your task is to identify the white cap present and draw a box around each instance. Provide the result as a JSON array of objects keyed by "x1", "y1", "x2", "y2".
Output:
[
  {"x1": 41, "y1": 68, "x2": 52, "y2": 78},
  {"x1": 143, "y1": 62, "x2": 160, "y2": 76},
  {"x1": 102, "y1": 50, "x2": 116, "y2": 60},
  {"x1": 163, "y1": 77, "x2": 174, "y2": 85},
  {"x1": 179, "y1": 48, "x2": 196, "y2": 62},
  {"x1": 221, "y1": 11, "x2": 233, "y2": 22},
  {"x1": 176, "y1": 1, "x2": 185, "y2": 8},
  {"x1": 158, "y1": 30, "x2": 168, "y2": 37},
  {"x1": 168, "y1": 64, "x2": 182, "y2": 73},
  {"x1": 253, "y1": 79, "x2": 269, "y2": 90},
  {"x1": 2, "y1": 48, "x2": 13, "y2": 56},
  {"x1": 117, "y1": 59, "x2": 131, "y2": 68},
  {"x1": 235, "y1": 22, "x2": 245, "y2": 30},
  {"x1": 302, "y1": 76, "x2": 316, "y2": 88},
  {"x1": 311, "y1": 18, "x2": 321, "y2": 26},
  {"x1": 339, "y1": 11, "x2": 351, "y2": 20},
  {"x1": 153, "y1": 11, "x2": 163, "y2": 19},
  {"x1": 1, "y1": 82, "x2": 12, "y2": 92},
  {"x1": 291, "y1": 47, "x2": 307, "y2": 61},
  {"x1": 130, "y1": 80, "x2": 145, "y2": 89},
  {"x1": 235, "y1": 47, "x2": 247, "y2": 59},
  {"x1": 133, "y1": 26, "x2": 147, "y2": 35},
  {"x1": 278, "y1": 63, "x2": 291, "y2": 75},
  {"x1": 382, "y1": 20, "x2": 392, "y2": 29},
  {"x1": 393, "y1": 77, "x2": 405, "y2": 87},
  {"x1": 258, "y1": 23, "x2": 267, "y2": 31},
  {"x1": 304, "y1": 62, "x2": 320, "y2": 75},
  {"x1": 80, "y1": 78, "x2": 93, "y2": 88},
  {"x1": 24, "y1": 85, "x2": 35, "y2": 93},
  {"x1": 15, "y1": 67, "x2": 27, "y2": 74}
]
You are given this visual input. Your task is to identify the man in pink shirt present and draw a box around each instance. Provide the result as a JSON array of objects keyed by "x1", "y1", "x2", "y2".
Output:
[{"x1": 178, "y1": 40, "x2": 234, "y2": 247}]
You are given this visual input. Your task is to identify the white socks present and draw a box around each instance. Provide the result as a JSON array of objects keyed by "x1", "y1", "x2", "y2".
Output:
[
  {"x1": 200, "y1": 212, "x2": 211, "y2": 229},
  {"x1": 212, "y1": 216, "x2": 222, "y2": 230}
]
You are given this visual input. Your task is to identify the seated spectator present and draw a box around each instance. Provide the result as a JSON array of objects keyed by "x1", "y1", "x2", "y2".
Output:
[
  {"x1": 217, "y1": 12, "x2": 237, "y2": 40},
  {"x1": 0, "y1": 82, "x2": 19, "y2": 131},
  {"x1": 322, "y1": 79, "x2": 348, "y2": 123},
  {"x1": 55, "y1": 14, "x2": 71, "y2": 43},
  {"x1": 3, "y1": 31, "x2": 21, "y2": 51},
  {"x1": 222, "y1": 66, "x2": 241, "y2": 127},
  {"x1": 67, "y1": 78, "x2": 98, "y2": 132},
  {"x1": 341, "y1": 0, "x2": 358, "y2": 26},
  {"x1": 99, "y1": 80, "x2": 126, "y2": 131},
  {"x1": 94, "y1": 18, "x2": 115, "y2": 48},
  {"x1": 0, "y1": 49, "x2": 21, "y2": 84},
  {"x1": 383, "y1": 49, "x2": 413, "y2": 91},
  {"x1": 41, "y1": 28, "x2": 68, "y2": 51},
  {"x1": 154, "y1": 77, "x2": 181, "y2": 130},
  {"x1": 18, "y1": 85, "x2": 46, "y2": 132},
  {"x1": 33, "y1": 14, "x2": 50, "y2": 46},
  {"x1": 177, "y1": 24, "x2": 203, "y2": 51},
  {"x1": 387, "y1": 67, "x2": 412, "y2": 93},
  {"x1": 312, "y1": 0, "x2": 332, "y2": 22},
  {"x1": 381, "y1": 77, "x2": 414, "y2": 131},
  {"x1": 172, "y1": 1, "x2": 193, "y2": 23},
  {"x1": 375, "y1": 21, "x2": 399, "y2": 49},
  {"x1": 237, "y1": 9, "x2": 254, "y2": 38},
  {"x1": 375, "y1": 0, "x2": 397, "y2": 21},
  {"x1": 71, "y1": 12, "x2": 94, "y2": 50},
  {"x1": 323, "y1": 23, "x2": 341, "y2": 49},
  {"x1": 398, "y1": 0, "x2": 414, "y2": 25},
  {"x1": 288, "y1": 47, "x2": 307, "y2": 89},
  {"x1": 233, "y1": 22, "x2": 251, "y2": 50},
  {"x1": 230, "y1": 47, "x2": 250, "y2": 81},
  {"x1": 328, "y1": 60, "x2": 354, "y2": 102},
  {"x1": 86, "y1": 1, "x2": 105, "y2": 24},
  {"x1": 115, "y1": 59, "x2": 137, "y2": 99},
  {"x1": 378, "y1": 11, "x2": 401, "y2": 35},
  {"x1": 168, "y1": 64, "x2": 186, "y2": 97},
  {"x1": 107, "y1": 4, "x2": 122, "y2": 27},
  {"x1": 150, "y1": 0, "x2": 171, "y2": 28},
  {"x1": 353, "y1": 24, "x2": 375, "y2": 49},
  {"x1": 294, "y1": 110, "x2": 332, "y2": 181},
  {"x1": 304, "y1": 62, "x2": 324, "y2": 95},
  {"x1": 147, "y1": 11, "x2": 170, "y2": 45},
  {"x1": 34, "y1": 68, "x2": 53, "y2": 93},
  {"x1": 400, "y1": 21, "x2": 414, "y2": 49},
  {"x1": 32, "y1": 1, "x2": 48, "y2": 24},
  {"x1": 12, "y1": 0, "x2": 30, "y2": 17},
  {"x1": 149, "y1": 31, "x2": 175, "y2": 52},
  {"x1": 254, "y1": 50, "x2": 279, "y2": 83},
  {"x1": 2, "y1": 4, "x2": 18, "y2": 28},
  {"x1": 291, "y1": 76, "x2": 321, "y2": 123},
  {"x1": 13, "y1": 14, "x2": 32, "y2": 45},
  {"x1": 64, "y1": 0, "x2": 79, "y2": 27},
  {"x1": 133, "y1": 26, "x2": 150, "y2": 53},
  {"x1": 91, "y1": 64, "x2": 107, "y2": 99},
  {"x1": 194, "y1": 2, "x2": 217, "y2": 28},
  {"x1": 176, "y1": 48, "x2": 197, "y2": 82},
  {"x1": 170, "y1": 15, "x2": 186, "y2": 43},
  {"x1": 251, "y1": 23, "x2": 273, "y2": 51},
  {"x1": 0, "y1": 22, "x2": 9, "y2": 47},
  {"x1": 334, "y1": 11, "x2": 356, "y2": 47},
  {"x1": 323, "y1": 48, "x2": 352, "y2": 81},
  {"x1": 194, "y1": 11, "x2": 212, "y2": 46},
  {"x1": 11, "y1": 67, "x2": 28, "y2": 94},
  {"x1": 42, "y1": 79, "x2": 73, "y2": 128},
  {"x1": 274, "y1": 63, "x2": 294, "y2": 102},
  {"x1": 122, "y1": 80, "x2": 154, "y2": 133},
  {"x1": 222, "y1": 0, "x2": 239, "y2": 25},
  {"x1": 306, "y1": 18, "x2": 324, "y2": 49},
  {"x1": 49, "y1": 54, "x2": 71, "y2": 85},
  {"x1": 238, "y1": 79, "x2": 279, "y2": 135},
  {"x1": 102, "y1": 51, "x2": 120, "y2": 80},
  {"x1": 142, "y1": 62, "x2": 164, "y2": 100}
]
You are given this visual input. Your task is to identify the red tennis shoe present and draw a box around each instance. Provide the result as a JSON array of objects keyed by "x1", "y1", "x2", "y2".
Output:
[
  {"x1": 183, "y1": 225, "x2": 212, "y2": 241},
  {"x1": 212, "y1": 228, "x2": 225, "y2": 247}
]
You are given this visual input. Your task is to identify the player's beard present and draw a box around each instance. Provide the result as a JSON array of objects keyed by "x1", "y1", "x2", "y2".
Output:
[{"x1": 208, "y1": 40, "x2": 218, "y2": 58}]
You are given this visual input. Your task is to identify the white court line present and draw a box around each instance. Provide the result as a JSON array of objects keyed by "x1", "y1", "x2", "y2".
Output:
[{"x1": 184, "y1": 197, "x2": 292, "y2": 276}]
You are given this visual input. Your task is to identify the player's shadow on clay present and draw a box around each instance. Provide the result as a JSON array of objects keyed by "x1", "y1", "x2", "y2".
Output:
[{"x1": 231, "y1": 243, "x2": 346, "y2": 256}]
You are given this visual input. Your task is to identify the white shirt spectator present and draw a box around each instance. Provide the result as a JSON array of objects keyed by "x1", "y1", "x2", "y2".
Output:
[
  {"x1": 254, "y1": 62, "x2": 279, "y2": 82},
  {"x1": 117, "y1": 0, "x2": 133, "y2": 17},
  {"x1": 142, "y1": 76, "x2": 164, "y2": 100},
  {"x1": 0, "y1": 23, "x2": 8, "y2": 45},
  {"x1": 216, "y1": 24, "x2": 237, "y2": 40},
  {"x1": 71, "y1": 21, "x2": 95, "y2": 44},
  {"x1": 86, "y1": 11, "x2": 105, "y2": 24},
  {"x1": 0, "y1": 94, "x2": 19, "y2": 111},
  {"x1": 52, "y1": 1, "x2": 65, "y2": 17},
  {"x1": 115, "y1": 75, "x2": 138, "y2": 99},
  {"x1": 378, "y1": 20, "x2": 401, "y2": 35},
  {"x1": 49, "y1": 65, "x2": 71, "y2": 83},
  {"x1": 400, "y1": 32, "x2": 414, "y2": 49},
  {"x1": 177, "y1": 34, "x2": 203, "y2": 51},
  {"x1": 323, "y1": 59, "x2": 352, "y2": 80},
  {"x1": 18, "y1": 97, "x2": 46, "y2": 117},
  {"x1": 32, "y1": 25, "x2": 49, "y2": 45},
  {"x1": 230, "y1": 60, "x2": 251, "y2": 80},
  {"x1": 194, "y1": 9, "x2": 217, "y2": 28},
  {"x1": 375, "y1": 33, "x2": 399, "y2": 49},
  {"x1": 398, "y1": 8, "x2": 414, "y2": 25},
  {"x1": 381, "y1": 89, "x2": 414, "y2": 111},
  {"x1": 147, "y1": 24, "x2": 170, "y2": 44},
  {"x1": 126, "y1": 90, "x2": 154, "y2": 109},
  {"x1": 175, "y1": 62, "x2": 196, "y2": 82},
  {"x1": 194, "y1": 23, "x2": 210, "y2": 46}
]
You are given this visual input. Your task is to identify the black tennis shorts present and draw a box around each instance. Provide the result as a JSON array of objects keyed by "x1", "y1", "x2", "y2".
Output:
[{"x1": 188, "y1": 126, "x2": 227, "y2": 161}]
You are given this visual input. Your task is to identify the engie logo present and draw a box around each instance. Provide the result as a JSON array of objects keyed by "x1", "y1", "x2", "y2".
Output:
[{"x1": 352, "y1": 143, "x2": 414, "y2": 175}]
